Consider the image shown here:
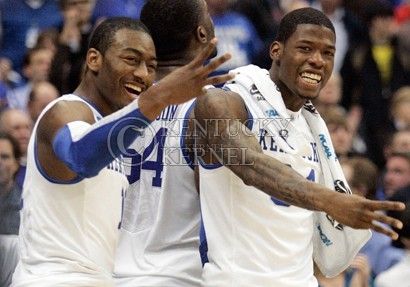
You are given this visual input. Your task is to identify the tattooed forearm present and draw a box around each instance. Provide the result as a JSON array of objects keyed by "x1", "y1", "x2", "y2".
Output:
[{"x1": 194, "y1": 88, "x2": 331, "y2": 211}]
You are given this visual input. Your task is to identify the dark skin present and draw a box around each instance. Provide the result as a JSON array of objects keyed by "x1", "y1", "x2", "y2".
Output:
[
  {"x1": 36, "y1": 28, "x2": 232, "y2": 182},
  {"x1": 191, "y1": 24, "x2": 405, "y2": 239}
]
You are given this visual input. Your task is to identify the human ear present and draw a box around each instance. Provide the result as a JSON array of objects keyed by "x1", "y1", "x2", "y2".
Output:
[
  {"x1": 196, "y1": 26, "x2": 208, "y2": 43},
  {"x1": 86, "y1": 48, "x2": 102, "y2": 72},
  {"x1": 270, "y1": 41, "x2": 282, "y2": 66}
]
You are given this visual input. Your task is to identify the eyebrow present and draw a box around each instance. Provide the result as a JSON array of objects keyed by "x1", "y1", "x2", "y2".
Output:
[
  {"x1": 297, "y1": 40, "x2": 335, "y2": 50},
  {"x1": 122, "y1": 47, "x2": 157, "y2": 61}
]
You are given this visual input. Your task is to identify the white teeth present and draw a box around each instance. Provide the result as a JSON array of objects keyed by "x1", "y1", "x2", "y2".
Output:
[
  {"x1": 301, "y1": 72, "x2": 321, "y2": 83},
  {"x1": 125, "y1": 83, "x2": 142, "y2": 94}
]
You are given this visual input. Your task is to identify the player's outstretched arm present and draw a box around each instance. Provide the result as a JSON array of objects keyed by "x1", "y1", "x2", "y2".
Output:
[
  {"x1": 194, "y1": 88, "x2": 405, "y2": 239},
  {"x1": 139, "y1": 38, "x2": 233, "y2": 120}
]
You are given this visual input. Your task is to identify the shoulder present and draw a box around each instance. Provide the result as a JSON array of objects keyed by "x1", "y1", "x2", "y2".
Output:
[{"x1": 195, "y1": 88, "x2": 248, "y2": 122}]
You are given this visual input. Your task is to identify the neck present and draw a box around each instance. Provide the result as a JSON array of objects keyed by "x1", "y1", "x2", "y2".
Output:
[
  {"x1": 269, "y1": 67, "x2": 305, "y2": 112},
  {"x1": 156, "y1": 62, "x2": 185, "y2": 81},
  {"x1": 74, "y1": 76, "x2": 112, "y2": 116},
  {"x1": 156, "y1": 50, "x2": 198, "y2": 80}
]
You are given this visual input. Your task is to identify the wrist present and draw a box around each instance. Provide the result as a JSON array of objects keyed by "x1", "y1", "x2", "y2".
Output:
[
  {"x1": 308, "y1": 181, "x2": 332, "y2": 212},
  {"x1": 138, "y1": 84, "x2": 168, "y2": 121}
]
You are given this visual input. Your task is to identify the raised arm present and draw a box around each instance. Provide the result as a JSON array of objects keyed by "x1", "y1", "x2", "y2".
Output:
[
  {"x1": 36, "y1": 38, "x2": 233, "y2": 183},
  {"x1": 194, "y1": 88, "x2": 405, "y2": 239}
]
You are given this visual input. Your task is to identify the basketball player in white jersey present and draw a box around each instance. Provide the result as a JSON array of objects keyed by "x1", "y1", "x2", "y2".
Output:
[
  {"x1": 114, "y1": 1, "x2": 216, "y2": 285},
  {"x1": 10, "y1": 17, "x2": 233, "y2": 286},
  {"x1": 194, "y1": 8, "x2": 404, "y2": 286},
  {"x1": 114, "y1": 2, "x2": 405, "y2": 287}
]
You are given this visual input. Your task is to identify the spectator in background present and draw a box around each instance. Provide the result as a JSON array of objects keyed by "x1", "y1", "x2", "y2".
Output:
[
  {"x1": 312, "y1": 0, "x2": 364, "y2": 72},
  {"x1": 341, "y1": 156, "x2": 405, "y2": 277},
  {"x1": 0, "y1": 109, "x2": 33, "y2": 189},
  {"x1": 35, "y1": 29, "x2": 59, "y2": 55},
  {"x1": 321, "y1": 106, "x2": 357, "y2": 161},
  {"x1": 0, "y1": 133, "x2": 22, "y2": 287},
  {"x1": 374, "y1": 201, "x2": 410, "y2": 287},
  {"x1": 313, "y1": 73, "x2": 343, "y2": 114},
  {"x1": 0, "y1": 0, "x2": 61, "y2": 73},
  {"x1": 6, "y1": 48, "x2": 53, "y2": 111},
  {"x1": 92, "y1": 0, "x2": 145, "y2": 21},
  {"x1": 382, "y1": 152, "x2": 410, "y2": 199},
  {"x1": 27, "y1": 81, "x2": 59, "y2": 122},
  {"x1": 391, "y1": 129, "x2": 410, "y2": 152},
  {"x1": 232, "y1": 0, "x2": 279, "y2": 70},
  {"x1": 390, "y1": 86, "x2": 410, "y2": 131},
  {"x1": 341, "y1": 0, "x2": 410, "y2": 168},
  {"x1": 206, "y1": 0, "x2": 263, "y2": 75},
  {"x1": 49, "y1": 0, "x2": 95, "y2": 95},
  {"x1": 279, "y1": 0, "x2": 310, "y2": 14}
]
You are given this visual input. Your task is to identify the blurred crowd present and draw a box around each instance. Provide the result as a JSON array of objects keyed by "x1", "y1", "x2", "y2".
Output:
[{"x1": 0, "y1": 0, "x2": 409, "y2": 286}]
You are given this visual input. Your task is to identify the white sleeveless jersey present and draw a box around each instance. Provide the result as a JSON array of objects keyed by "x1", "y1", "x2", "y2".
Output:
[
  {"x1": 200, "y1": 87, "x2": 324, "y2": 286},
  {"x1": 12, "y1": 94, "x2": 129, "y2": 287},
  {"x1": 114, "y1": 99, "x2": 201, "y2": 286}
]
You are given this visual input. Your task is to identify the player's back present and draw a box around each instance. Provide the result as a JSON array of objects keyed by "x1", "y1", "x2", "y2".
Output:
[
  {"x1": 11, "y1": 95, "x2": 129, "y2": 287},
  {"x1": 114, "y1": 99, "x2": 202, "y2": 286}
]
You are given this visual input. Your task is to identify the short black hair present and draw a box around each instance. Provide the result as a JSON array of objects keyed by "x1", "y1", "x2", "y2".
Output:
[
  {"x1": 88, "y1": 17, "x2": 150, "y2": 56},
  {"x1": 0, "y1": 132, "x2": 21, "y2": 162},
  {"x1": 141, "y1": 0, "x2": 203, "y2": 60},
  {"x1": 276, "y1": 7, "x2": 335, "y2": 43},
  {"x1": 363, "y1": 0, "x2": 394, "y2": 25}
]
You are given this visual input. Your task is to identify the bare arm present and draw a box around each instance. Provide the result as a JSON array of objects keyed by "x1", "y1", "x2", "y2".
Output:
[{"x1": 194, "y1": 88, "x2": 405, "y2": 239}]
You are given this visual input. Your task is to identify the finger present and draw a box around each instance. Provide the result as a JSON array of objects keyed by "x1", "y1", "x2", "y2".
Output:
[
  {"x1": 370, "y1": 220, "x2": 400, "y2": 240},
  {"x1": 201, "y1": 53, "x2": 232, "y2": 76},
  {"x1": 365, "y1": 199, "x2": 406, "y2": 212},
  {"x1": 189, "y1": 38, "x2": 218, "y2": 67},
  {"x1": 205, "y1": 72, "x2": 235, "y2": 87},
  {"x1": 365, "y1": 208, "x2": 404, "y2": 230}
]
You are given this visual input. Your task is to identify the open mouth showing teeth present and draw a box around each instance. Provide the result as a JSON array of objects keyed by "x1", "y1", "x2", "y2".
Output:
[
  {"x1": 125, "y1": 83, "x2": 143, "y2": 96},
  {"x1": 300, "y1": 72, "x2": 321, "y2": 84}
]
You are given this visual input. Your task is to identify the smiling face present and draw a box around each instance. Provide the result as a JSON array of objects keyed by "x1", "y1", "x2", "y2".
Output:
[
  {"x1": 270, "y1": 24, "x2": 335, "y2": 110},
  {"x1": 93, "y1": 28, "x2": 157, "y2": 112}
]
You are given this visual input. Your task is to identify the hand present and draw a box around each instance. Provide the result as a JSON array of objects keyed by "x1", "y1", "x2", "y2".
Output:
[
  {"x1": 139, "y1": 38, "x2": 234, "y2": 120},
  {"x1": 157, "y1": 37, "x2": 233, "y2": 104},
  {"x1": 350, "y1": 254, "x2": 371, "y2": 278},
  {"x1": 324, "y1": 193, "x2": 405, "y2": 240}
]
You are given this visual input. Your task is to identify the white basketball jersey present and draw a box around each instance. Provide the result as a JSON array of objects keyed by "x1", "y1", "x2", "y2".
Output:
[
  {"x1": 199, "y1": 86, "x2": 324, "y2": 286},
  {"x1": 12, "y1": 94, "x2": 129, "y2": 287},
  {"x1": 114, "y1": 99, "x2": 202, "y2": 286}
]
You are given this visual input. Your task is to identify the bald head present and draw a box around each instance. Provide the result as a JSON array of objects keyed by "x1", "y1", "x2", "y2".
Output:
[
  {"x1": 28, "y1": 81, "x2": 59, "y2": 121},
  {"x1": 0, "y1": 109, "x2": 33, "y2": 156}
]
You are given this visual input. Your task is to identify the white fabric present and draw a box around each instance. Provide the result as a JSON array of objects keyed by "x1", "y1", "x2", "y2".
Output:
[
  {"x1": 200, "y1": 68, "x2": 324, "y2": 286},
  {"x1": 227, "y1": 65, "x2": 371, "y2": 277},
  {"x1": 375, "y1": 252, "x2": 410, "y2": 287},
  {"x1": 114, "y1": 99, "x2": 202, "y2": 286},
  {"x1": 11, "y1": 94, "x2": 129, "y2": 287}
]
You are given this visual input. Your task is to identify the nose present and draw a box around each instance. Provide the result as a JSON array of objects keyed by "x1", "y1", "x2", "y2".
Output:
[
  {"x1": 308, "y1": 50, "x2": 325, "y2": 68},
  {"x1": 134, "y1": 62, "x2": 149, "y2": 79}
]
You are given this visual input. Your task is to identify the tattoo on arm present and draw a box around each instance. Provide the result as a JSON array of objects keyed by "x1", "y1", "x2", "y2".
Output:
[{"x1": 193, "y1": 88, "x2": 328, "y2": 211}]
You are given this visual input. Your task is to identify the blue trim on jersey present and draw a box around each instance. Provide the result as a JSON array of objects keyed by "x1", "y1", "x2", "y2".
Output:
[
  {"x1": 34, "y1": 140, "x2": 82, "y2": 184},
  {"x1": 180, "y1": 101, "x2": 197, "y2": 171},
  {"x1": 76, "y1": 95, "x2": 103, "y2": 119},
  {"x1": 52, "y1": 108, "x2": 151, "y2": 178},
  {"x1": 198, "y1": 159, "x2": 223, "y2": 170},
  {"x1": 199, "y1": 215, "x2": 209, "y2": 266}
]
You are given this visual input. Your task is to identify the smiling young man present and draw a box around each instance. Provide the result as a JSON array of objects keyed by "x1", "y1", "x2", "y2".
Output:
[
  {"x1": 194, "y1": 8, "x2": 404, "y2": 286},
  {"x1": 10, "y1": 17, "x2": 232, "y2": 287}
]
